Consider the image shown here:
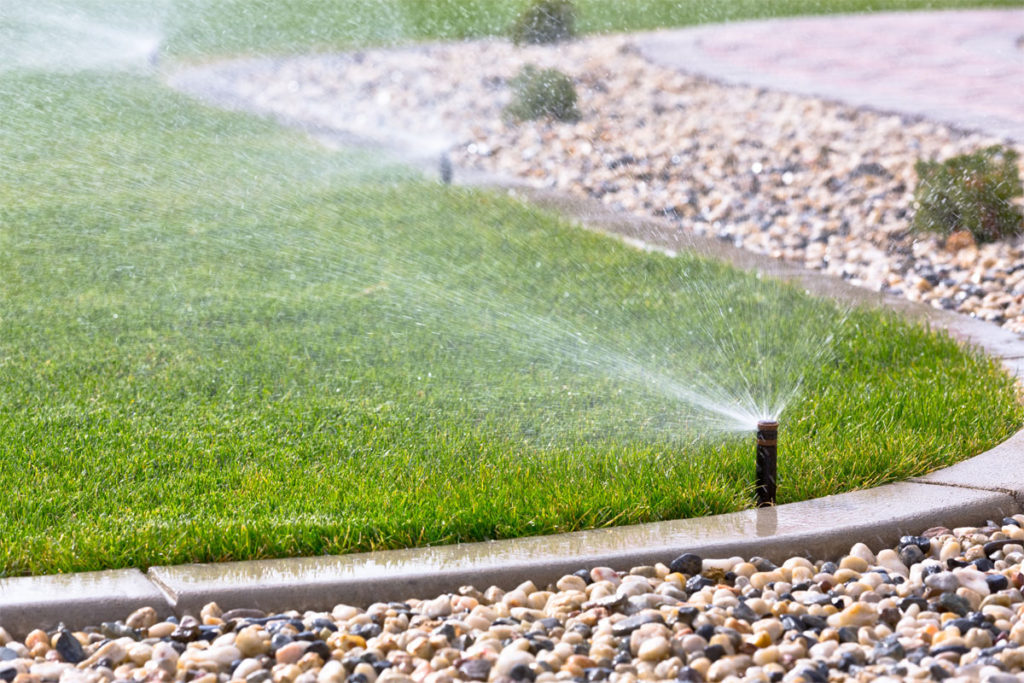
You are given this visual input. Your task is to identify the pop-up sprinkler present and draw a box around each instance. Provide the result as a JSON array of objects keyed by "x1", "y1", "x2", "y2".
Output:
[{"x1": 755, "y1": 420, "x2": 778, "y2": 507}]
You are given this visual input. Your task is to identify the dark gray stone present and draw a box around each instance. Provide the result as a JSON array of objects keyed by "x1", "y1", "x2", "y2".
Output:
[
  {"x1": 610, "y1": 612, "x2": 664, "y2": 637},
  {"x1": 55, "y1": 630, "x2": 85, "y2": 664},
  {"x1": 668, "y1": 553, "x2": 702, "y2": 576}
]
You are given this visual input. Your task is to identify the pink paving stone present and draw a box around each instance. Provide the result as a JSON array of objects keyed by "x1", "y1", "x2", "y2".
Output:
[{"x1": 637, "y1": 8, "x2": 1024, "y2": 142}]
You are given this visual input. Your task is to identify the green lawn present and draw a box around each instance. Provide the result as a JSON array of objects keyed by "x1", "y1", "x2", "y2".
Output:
[
  {"x1": 158, "y1": 0, "x2": 1024, "y2": 57},
  {"x1": 0, "y1": 0, "x2": 1021, "y2": 576}
]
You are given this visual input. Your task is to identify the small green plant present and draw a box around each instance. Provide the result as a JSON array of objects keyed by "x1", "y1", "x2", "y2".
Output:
[
  {"x1": 505, "y1": 64, "x2": 580, "y2": 122},
  {"x1": 510, "y1": 0, "x2": 576, "y2": 45},
  {"x1": 912, "y1": 145, "x2": 1024, "y2": 244}
]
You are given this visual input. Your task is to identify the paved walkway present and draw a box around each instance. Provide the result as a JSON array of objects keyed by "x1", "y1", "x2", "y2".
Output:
[{"x1": 639, "y1": 8, "x2": 1024, "y2": 142}]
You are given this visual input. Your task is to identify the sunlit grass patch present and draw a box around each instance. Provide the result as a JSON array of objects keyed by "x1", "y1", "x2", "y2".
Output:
[{"x1": 0, "y1": 72, "x2": 1020, "y2": 575}]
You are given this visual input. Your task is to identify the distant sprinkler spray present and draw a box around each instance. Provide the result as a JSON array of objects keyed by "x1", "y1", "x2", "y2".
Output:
[{"x1": 755, "y1": 420, "x2": 778, "y2": 507}]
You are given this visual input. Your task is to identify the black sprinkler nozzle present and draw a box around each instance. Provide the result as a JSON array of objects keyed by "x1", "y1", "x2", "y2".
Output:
[{"x1": 755, "y1": 420, "x2": 778, "y2": 507}]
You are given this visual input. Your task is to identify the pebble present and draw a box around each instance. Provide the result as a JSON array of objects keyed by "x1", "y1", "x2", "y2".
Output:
[{"x1": 170, "y1": 35, "x2": 1024, "y2": 333}]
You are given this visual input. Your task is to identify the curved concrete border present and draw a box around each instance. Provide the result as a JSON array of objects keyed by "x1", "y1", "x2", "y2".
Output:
[{"x1": 5, "y1": 13, "x2": 1024, "y2": 639}]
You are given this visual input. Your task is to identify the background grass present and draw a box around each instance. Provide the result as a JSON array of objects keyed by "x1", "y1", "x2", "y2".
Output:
[
  {"x1": 156, "y1": 0, "x2": 1024, "y2": 57},
  {"x1": 0, "y1": 0, "x2": 1021, "y2": 575}
]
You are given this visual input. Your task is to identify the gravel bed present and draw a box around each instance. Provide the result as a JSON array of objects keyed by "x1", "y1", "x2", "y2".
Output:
[
  {"x1": 8, "y1": 518, "x2": 1024, "y2": 682},
  {"x1": 168, "y1": 35, "x2": 1024, "y2": 334}
]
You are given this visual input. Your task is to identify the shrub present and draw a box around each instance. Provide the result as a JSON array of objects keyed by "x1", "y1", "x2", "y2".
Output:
[
  {"x1": 510, "y1": 0, "x2": 576, "y2": 45},
  {"x1": 505, "y1": 65, "x2": 580, "y2": 122},
  {"x1": 912, "y1": 145, "x2": 1024, "y2": 244}
]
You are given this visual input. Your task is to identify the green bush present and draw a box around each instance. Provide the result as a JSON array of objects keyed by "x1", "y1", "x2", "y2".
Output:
[
  {"x1": 510, "y1": 0, "x2": 576, "y2": 45},
  {"x1": 912, "y1": 145, "x2": 1024, "y2": 243},
  {"x1": 505, "y1": 64, "x2": 580, "y2": 122}
]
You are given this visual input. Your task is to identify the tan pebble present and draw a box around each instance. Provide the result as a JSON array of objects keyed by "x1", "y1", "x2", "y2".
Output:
[
  {"x1": 848, "y1": 543, "x2": 876, "y2": 565},
  {"x1": 24, "y1": 630, "x2": 48, "y2": 651},
  {"x1": 554, "y1": 628, "x2": 579, "y2": 647},
  {"x1": 236, "y1": 625, "x2": 270, "y2": 657},
  {"x1": 421, "y1": 595, "x2": 452, "y2": 619},
  {"x1": 637, "y1": 636, "x2": 670, "y2": 662},
  {"x1": 680, "y1": 634, "x2": 706, "y2": 653},
  {"x1": 274, "y1": 641, "x2": 309, "y2": 666},
  {"x1": 352, "y1": 662, "x2": 377, "y2": 683},
  {"x1": 751, "y1": 619, "x2": 783, "y2": 642},
  {"x1": 124, "y1": 642, "x2": 153, "y2": 667},
  {"x1": 827, "y1": 602, "x2": 877, "y2": 629},
  {"x1": 749, "y1": 571, "x2": 782, "y2": 591},
  {"x1": 1001, "y1": 649, "x2": 1024, "y2": 670},
  {"x1": 744, "y1": 598, "x2": 769, "y2": 618},
  {"x1": 629, "y1": 565, "x2": 658, "y2": 579},
  {"x1": 28, "y1": 662, "x2": 70, "y2": 681},
  {"x1": 192, "y1": 674, "x2": 217, "y2": 683},
  {"x1": 711, "y1": 589, "x2": 738, "y2": 608},
  {"x1": 233, "y1": 659, "x2": 264, "y2": 680},
  {"x1": 185, "y1": 645, "x2": 243, "y2": 673},
  {"x1": 146, "y1": 622, "x2": 176, "y2": 639},
  {"x1": 954, "y1": 568, "x2": 990, "y2": 596},
  {"x1": 78, "y1": 639, "x2": 130, "y2": 669},
  {"x1": 688, "y1": 657, "x2": 710, "y2": 679},
  {"x1": 745, "y1": 631, "x2": 773, "y2": 649},
  {"x1": 939, "y1": 540, "x2": 962, "y2": 562},
  {"x1": 983, "y1": 604, "x2": 1014, "y2": 621},
  {"x1": 527, "y1": 591, "x2": 552, "y2": 611},
  {"x1": 589, "y1": 643, "x2": 615, "y2": 661},
  {"x1": 331, "y1": 604, "x2": 360, "y2": 621},
  {"x1": 273, "y1": 664, "x2": 303, "y2": 683},
  {"x1": 833, "y1": 568, "x2": 861, "y2": 583},
  {"x1": 931, "y1": 631, "x2": 965, "y2": 648},
  {"x1": 562, "y1": 654, "x2": 596, "y2": 676},
  {"x1": 752, "y1": 645, "x2": 779, "y2": 666},
  {"x1": 874, "y1": 549, "x2": 909, "y2": 578},
  {"x1": 590, "y1": 567, "x2": 620, "y2": 585},
  {"x1": 808, "y1": 640, "x2": 837, "y2": 660},
  {"x1": 964, "y1": 545, "x2": 986, "y2": 561},
  {"x1": 406, "y1": 636, "x2": 433, "y2": 660},
  {"x1": 483, "y1": 586, "x2": 505, "y2": 604},
  {"x1": 502, "y1": 589, "x2": 528, "y2": 607},
  {"x1": 964, "y1": 627, "x2": 993, "y2": 650},
  {"x1": 200, "y1": 602, "x2": 223, "y2": 623},
  {"x1": 556, "y1": 575, "x2": 587, "y2": 592},
  {"x1": 728, "y1": 564, "x2": 759, "y2": 582},
  {"x1": 782, "y1": 557, "x2": 814, "y2": 572},
  {"x1": 493, "y1": 649, "x2": 534, "y2": 678},
  {"x1": 125, "y1": 606, "x2": 159, "y2": 630},
  {"x1": 451, "y1": 595, "x2": 477, "y2": 612},
  {"x1": 706, "y1": 654, "x2": 750, "y2": 681},
  {"x1": 653, "y1": 656, "x2": 681, "y2": 679},
  {"x1": 462, "y1": 613, "x2": 491, "y2": 632},
  {"x1": 957, "y1": 587, "x2": 983, "y2": 612},
  {"x1": 838, "y1": 556, "x2": 869, "y2": 573},
  {"x1": 790, "y1": 566, "x2": 814, "y2": 583}
]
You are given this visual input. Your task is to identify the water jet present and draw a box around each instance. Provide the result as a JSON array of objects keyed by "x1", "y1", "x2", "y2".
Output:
[{"x1": 755, "y1": 419, "x2": 778, "y2": 507}]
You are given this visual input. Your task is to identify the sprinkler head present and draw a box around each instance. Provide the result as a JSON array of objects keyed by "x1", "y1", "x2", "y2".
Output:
[{"x1": 755, "y1": 420, "x2": 778, "y2": 507}]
